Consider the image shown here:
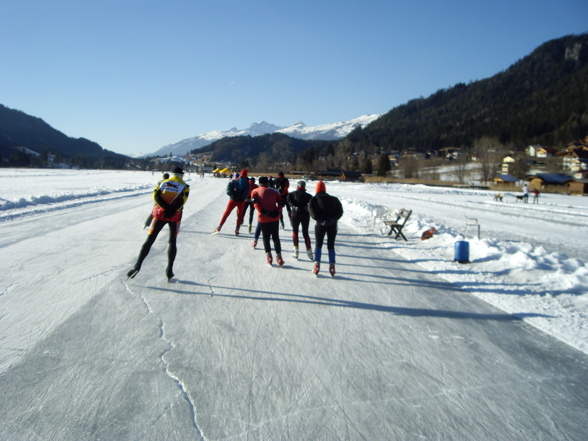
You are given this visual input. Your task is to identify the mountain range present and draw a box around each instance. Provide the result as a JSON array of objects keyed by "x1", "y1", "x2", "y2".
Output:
[
  {"x1": 147, "y1": 114, "x2": 381, "y2": 157},
  {"x1": 1, "y1": 33, "x2": 586, "y2": 170}
]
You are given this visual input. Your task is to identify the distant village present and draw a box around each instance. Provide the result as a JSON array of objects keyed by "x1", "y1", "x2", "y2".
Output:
[{"x1": 140, "y1": 136, "x2": 588, "y2": 195}]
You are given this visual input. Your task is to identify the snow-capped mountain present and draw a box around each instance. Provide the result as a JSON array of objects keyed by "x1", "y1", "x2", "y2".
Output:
[
  {"x1": 276, "y1": 114, "x2": 381, "y2": 140},
  {"x1": 147, "y1": 114, "x2": 380, "y2": 157}
]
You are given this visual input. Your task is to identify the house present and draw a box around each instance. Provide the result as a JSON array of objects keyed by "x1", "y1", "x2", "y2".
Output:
[
  {"x1": 316, "y1": 169, "x2": 343, "y2": 180},
  {"x1": 501, "y1": 156, "x2": 516, "y2": 174},
  {"x1": 527, "y1": 173, "x2": 583, "y2": 195},
  {"x1": 494, "y1": 174, "x2": 519, "y2": 186},
  {"x1": 526, "y1": 145, "x2": 542, "y2": 156},
  {"x1": 526, "y1": 145, "x2": 558, "y2": 158},
  {"x1": 438, "y1": 147, "x2": 461, "y2": 159},
  {"x1": 561, "y1": 149, "x2": 588, "y2": 173},
  {"x1": 341, "y1": 170, "x2": 363, "y2": 182}
]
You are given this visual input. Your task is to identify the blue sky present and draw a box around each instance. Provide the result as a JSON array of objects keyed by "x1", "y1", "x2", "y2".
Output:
[{"x1": 1, "y1": 0, "x2": 586, "y2": 156}]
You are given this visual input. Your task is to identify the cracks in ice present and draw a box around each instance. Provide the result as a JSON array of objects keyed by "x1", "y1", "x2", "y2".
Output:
[
  {"x1": 123, "y1": 280, "x2": 207, "y2": 440},
  {"x1": 207, "y1": 276, "x2": 216, "y2": 296}
]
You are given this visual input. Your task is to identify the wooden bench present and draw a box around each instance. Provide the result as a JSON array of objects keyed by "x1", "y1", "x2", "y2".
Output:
[{"x1": 382, "y1": 208, "x2": 412, "y2": 240}]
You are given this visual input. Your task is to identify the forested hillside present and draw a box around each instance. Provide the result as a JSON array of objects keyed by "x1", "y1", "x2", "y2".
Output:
[
  {"x1": 349, "y1": 33, "x2": 588, "y2": 151},
  {"x1": 0, "y1": 105, "x2": 129, "y2": 168}
]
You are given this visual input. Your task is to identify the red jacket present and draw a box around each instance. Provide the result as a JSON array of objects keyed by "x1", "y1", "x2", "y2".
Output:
[
  {"x1": 247, "y1": 183, "x2": 259, "y2": 200},
  {"x1": 251, "y1": 186, "x2": 283, "y2": 223}
]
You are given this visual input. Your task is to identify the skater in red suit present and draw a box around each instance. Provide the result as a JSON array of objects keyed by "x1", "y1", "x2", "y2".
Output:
[
  {"x1": 251, "y1": 176, "x2": 284, "y2": 266},
  {"x1": 213, "y1": 169, "x2": 250, "y2": 236}
]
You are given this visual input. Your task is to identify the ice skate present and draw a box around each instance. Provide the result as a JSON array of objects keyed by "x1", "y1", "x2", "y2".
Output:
[
  {"x1": 312, "y1": 262, "x2": 320, "y2": 275},
  {"x1": 127, "y1": 266, "x2": 140, "y2": 279},
  {"x1": 276, "y1": 253, "x2": 284, "y2": 267},
  {"x1": 329, "y1": 263, "x2": 336, "y2": 277},
  {"x1": 266, "y1": 252, "x2": 273, "y2": 266},
  {"x1": 306, "y1": 248, "x2": 314, "y2": 261},
  {"x1": 212, "y1": 226, "x2": 221, "y2": 235},
  {"x1": 252, "y1": 239, "x2": 257, "y2": 248},
  {"x1": 292, "y1": 247, "x2": 299, "y2": 259},
  {"x1": 166, "y1": 268, "x2": 175, "y2": 282},
  {"x1": 248, "y1": 224, "x2": 252, "y2": 233}
]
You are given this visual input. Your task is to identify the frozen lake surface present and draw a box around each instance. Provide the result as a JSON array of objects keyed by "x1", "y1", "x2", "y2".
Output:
[{"x1": 1, "y1": 169, "x2": 587, "y2": 440}]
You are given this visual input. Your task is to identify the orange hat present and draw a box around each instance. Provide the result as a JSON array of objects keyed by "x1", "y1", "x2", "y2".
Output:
[
  {"x1": 240, "y1": 169, "x2": 248, "y2": 178},
  {"x1": 316, "y1": 181, "x2": 326, "y2": 193}
]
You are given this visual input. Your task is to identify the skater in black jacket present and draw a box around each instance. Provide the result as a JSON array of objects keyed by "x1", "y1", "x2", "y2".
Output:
[
  {"x1": 286, "y1": 181, "x2": 313, "y2": 260},
  {"x1": 274, "y1": 171, "x2": 290, "y2": 229},
  {"x1": 308, "y1": 181, "x2": 343, "y2": 276}
]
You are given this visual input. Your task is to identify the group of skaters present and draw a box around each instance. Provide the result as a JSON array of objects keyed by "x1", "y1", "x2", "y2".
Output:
[
  {"x1": 127, "y1": 167, "x2": 343, "y2": 281},
  {"x1": 212, "y1": 169, "x2": 343, "y2": 276}
]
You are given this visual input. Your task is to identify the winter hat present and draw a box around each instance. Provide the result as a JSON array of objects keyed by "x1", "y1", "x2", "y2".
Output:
[
  {"x1": 249, "y1": 177, "x2": 256, "y2": 183},
  {"x1": 172, "y1": 166, "x2": 184, "y2": 175},
  {"x1": 278, "y1": 171, "x2": 284, "y2": 177},
  {"x1": 297, "y1": 180, "x2": 306, "y2": 189},
  {"x1": 316, "y1": 181, "x2": 326, "y2": 193},
  {"x1": 259, "y1": 176, "x2": 269, "y2": 186},
  {"x1": 240, "y1": 169, "x2": 248, "y2": 178}
]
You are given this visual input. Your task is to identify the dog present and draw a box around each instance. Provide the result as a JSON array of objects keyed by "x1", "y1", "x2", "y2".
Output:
[
  {"x1": 494, "y1": 193, "x2": 503, "y2": 202},
  {"x1": 421, "y1": 227, "x2": 437, "y2": 240},
  {"x1": 515, "y1": 195, "x2": 525, "y2": 202}
]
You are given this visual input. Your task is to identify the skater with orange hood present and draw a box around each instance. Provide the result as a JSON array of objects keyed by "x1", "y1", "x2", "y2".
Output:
[{"x1": 308, "y1": 180, "x2": 343, "y2": 276}]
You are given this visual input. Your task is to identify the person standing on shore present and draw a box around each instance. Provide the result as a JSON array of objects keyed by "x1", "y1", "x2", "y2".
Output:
[
  {"x1": 309, "y1": 181, "x2": 343, "y2": 277},
  {"x1": 251, "y1": 176, "x2": 284, "y2": 266},
  {"x1": 286, "y1": 180, "x2": 313, "y2": 260},
  {"x1": 127, "y1": 167, "x2": 190, "y2": 281},
  {"x1": 533, "y1": 188, "x2": 540, "y2": 204}
]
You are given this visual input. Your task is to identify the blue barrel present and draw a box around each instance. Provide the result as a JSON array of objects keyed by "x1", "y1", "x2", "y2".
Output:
[{"x1": 454, "y1": 241, "x2": 470, "y2": 263}]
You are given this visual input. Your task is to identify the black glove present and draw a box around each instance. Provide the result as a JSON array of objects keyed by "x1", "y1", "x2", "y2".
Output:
[{"x1": 164, "y1": 209, "x2": 176, "y2": 219}]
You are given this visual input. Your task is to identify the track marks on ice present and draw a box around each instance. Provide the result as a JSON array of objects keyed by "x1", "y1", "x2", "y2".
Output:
[{"x1": 123, "y1": 280, "x2": 207, "y2": 440}]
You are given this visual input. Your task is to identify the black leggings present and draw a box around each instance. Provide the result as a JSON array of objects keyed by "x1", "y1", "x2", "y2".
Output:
[
  {"x1": 260, "y1": 220, "x2": 281, "y2": 254},
  {"x1": 291, "y1": 212, "x2": 311, "y2": 248},
  {"x1": 243, "y1": 201, "x2": 255, "y2": 225},
  {"x1": 314, "y1": 223, "x2": 337, "y2": 250},
  {"x1": 135, "y1": 219, "x2": 179, "y2": 273}
]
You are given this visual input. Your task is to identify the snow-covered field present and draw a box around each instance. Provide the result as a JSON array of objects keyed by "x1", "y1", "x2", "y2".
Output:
[
  {"x1": 2, "y1": 169, "x2": 587, "y2": 354},
  {"x1": 1, "y1": 168, "x2": 587, "y2": 440}
]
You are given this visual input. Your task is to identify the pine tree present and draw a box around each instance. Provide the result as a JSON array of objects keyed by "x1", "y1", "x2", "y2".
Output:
[{"x1": 376, "y1": 154, "x2": 391, "y2": 176}]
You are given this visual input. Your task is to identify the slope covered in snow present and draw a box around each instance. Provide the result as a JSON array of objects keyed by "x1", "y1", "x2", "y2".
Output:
[{"x1": 148, "y1": 114, "x2": 381, "y2": 157}]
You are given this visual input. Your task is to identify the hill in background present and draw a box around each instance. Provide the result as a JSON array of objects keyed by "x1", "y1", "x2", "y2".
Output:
[
  {"x1": 349, "y1": 33, "x2": 588, "y2": 152},
  {"x1": 0, "y1": 105, "x2": 128, "y2": 168}
]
